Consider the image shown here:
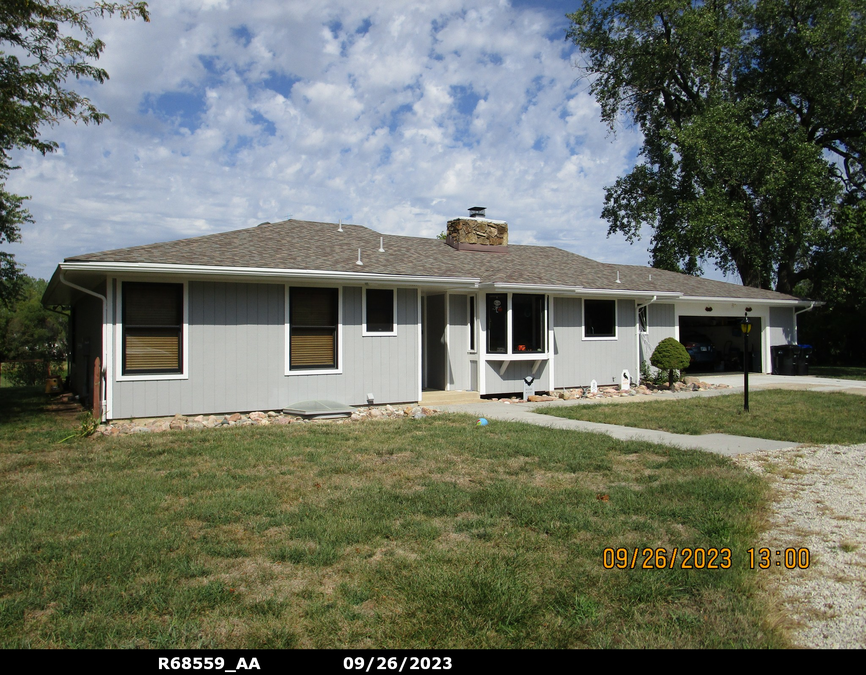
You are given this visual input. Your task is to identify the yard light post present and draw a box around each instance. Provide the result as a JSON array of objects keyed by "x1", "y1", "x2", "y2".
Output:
[{"x1": 740, "y1": 314, "x2": 752, "y2": 412}]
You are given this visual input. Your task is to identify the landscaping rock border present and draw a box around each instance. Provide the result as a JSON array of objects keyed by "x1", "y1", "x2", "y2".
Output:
[
  {"x1": 95, "y1": 379, "x2": 731, "y2": 436},
  {"x1": 97, "y1": 405, "x2": 441, "y2": 436},
  {"x1": 487, "y1": 378, "x2": 732, "y2": 404}
]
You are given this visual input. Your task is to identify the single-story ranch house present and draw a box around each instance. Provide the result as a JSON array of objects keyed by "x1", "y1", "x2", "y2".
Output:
[{"x1": 43, "y1": 208, "x2": 810, "y2": 420}]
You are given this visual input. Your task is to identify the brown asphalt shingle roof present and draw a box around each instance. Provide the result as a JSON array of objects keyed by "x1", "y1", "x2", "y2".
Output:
[{"x1": 66, "y1": 219, "x2": 800, "y2": 301}]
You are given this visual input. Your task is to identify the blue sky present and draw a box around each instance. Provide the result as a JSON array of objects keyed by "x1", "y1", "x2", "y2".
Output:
[{"x1": 5, "y1": 0, "x2": 732, "y2": 283}]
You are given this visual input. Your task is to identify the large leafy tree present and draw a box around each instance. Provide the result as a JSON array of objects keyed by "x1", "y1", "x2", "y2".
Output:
[
  {"x1": 0, "y1": 0, "x2": 149, "y2": 306},
  {"x1": 567, "y1": 0, "x2": 866, "y2": 294}
]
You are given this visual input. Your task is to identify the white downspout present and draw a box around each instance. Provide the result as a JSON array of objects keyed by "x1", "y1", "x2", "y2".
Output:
[
  {"x1": 794, "y1": 302, "x2": 816, "y2": 344},
  {"x1": 59, "y1": 272, "x2": 108, "y2": 422}
]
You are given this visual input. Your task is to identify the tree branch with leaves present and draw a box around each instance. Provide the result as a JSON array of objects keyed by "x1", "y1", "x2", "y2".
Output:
[
  {"x1": 568, "y1": 0, "x2": 865, "y2": 295},
  {"x1": 0, "y1": 0, "x2": 149, "y2": 306}
]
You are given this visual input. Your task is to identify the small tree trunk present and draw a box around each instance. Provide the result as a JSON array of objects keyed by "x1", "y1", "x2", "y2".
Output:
[{"x1": 668, "y1": 368, "x2": 675, "y2": 389}]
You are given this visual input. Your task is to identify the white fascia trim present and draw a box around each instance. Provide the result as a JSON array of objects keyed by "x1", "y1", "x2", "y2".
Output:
[
  {"x1": 577, "y1": 288, "x2": 681, "y2": 299},
  {"x1": 60, "y1": 262, "x2": 480, "y2": 289},
  {"x1": 485, "y1": 283, "x2": 584, "y2": 294},
  {"x1": 679, "y1": 296, "x2": 807, "y2": 306}
]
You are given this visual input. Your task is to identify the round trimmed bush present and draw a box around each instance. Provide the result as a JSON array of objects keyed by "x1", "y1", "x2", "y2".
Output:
[{"x1": 650, "y1": 337, "x2": 691, "y2": 388}]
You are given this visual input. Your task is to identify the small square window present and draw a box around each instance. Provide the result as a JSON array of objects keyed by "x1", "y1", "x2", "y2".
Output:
[
  {"x1": 364, "y1": 289, "x2": 395, "y2": 334},
  {"x1": 584, "y1": 299, "x2": 617, "y2": 338}
]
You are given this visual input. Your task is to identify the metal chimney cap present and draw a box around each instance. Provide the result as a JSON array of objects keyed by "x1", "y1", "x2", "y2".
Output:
[{"x1": 468, "y1": 206, "x2": 486, "y2": 218}]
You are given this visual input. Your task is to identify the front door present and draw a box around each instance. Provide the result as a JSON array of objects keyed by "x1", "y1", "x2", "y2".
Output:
[{"x1": 424, "y1": 294, "x2": 447, "y2": 390}]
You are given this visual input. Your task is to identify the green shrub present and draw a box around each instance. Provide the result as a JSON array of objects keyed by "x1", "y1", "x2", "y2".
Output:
[
  {"x1": 640, "y1": 360, "x2": 670, "y2": 387},
  {"x1": 650, "y1": 338, "x2": 691, "y2": 388}
]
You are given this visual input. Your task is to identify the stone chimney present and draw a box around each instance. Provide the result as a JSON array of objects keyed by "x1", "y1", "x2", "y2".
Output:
[{"x1": 445, "y1": 207, "x2": 508, "y2": 252}]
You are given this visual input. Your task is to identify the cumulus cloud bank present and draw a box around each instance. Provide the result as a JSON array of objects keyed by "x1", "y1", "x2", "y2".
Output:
[{"x1": 6, "y1": 0, "x2": 649, "y2": 281}]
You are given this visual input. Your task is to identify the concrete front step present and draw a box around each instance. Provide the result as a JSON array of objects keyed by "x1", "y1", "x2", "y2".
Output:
[{"x1": 420, "y1": 390, "x2": 482, "y2": 406}]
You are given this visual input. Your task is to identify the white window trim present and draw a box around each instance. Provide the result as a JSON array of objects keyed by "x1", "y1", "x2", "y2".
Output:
[
  {"x1": 484, "y1": 292, "x2": 549, "y2": 357},
  {"x1": 582, "y1": 298, "x2": 618, "y2": 341},
  {"x1": 285, "y1": 285, "x2": 343, "y2": 376},
  {"x1": 115, "y1": 279, "x2": 189, "y2": 382},
  {"x1": 362, "y1": 287, "x2": 397, "y2": 337}
]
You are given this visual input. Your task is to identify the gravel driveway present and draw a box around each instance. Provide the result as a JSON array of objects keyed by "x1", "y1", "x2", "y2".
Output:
[{"x1": 733, "y1": 443, "x2": 866, "y2": 649}]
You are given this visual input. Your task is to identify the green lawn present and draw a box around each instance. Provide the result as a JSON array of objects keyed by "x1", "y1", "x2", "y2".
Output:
[
  {"x1": 0, "y1": 387, "x2": 786, "y2": 649},
  {"x1": 538, "y1": 390, "x2": 866, "y2": 445},
  {"x1": 810, "y1": 366, "x2": 866, "y2": 381}
]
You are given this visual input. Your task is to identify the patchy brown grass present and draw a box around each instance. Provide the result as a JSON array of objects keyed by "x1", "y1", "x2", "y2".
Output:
[{"x1": 0, "y1": 386, "x2": 788, "y2": 649}]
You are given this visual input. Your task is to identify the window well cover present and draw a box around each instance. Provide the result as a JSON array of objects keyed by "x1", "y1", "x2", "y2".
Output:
[{"x1": 282, "y1": 400, "x2": 354, "y2": 418}]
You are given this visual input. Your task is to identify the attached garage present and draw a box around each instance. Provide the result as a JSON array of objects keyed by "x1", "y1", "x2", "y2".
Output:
[{"x1": 678, "y1": 314, "x2": 763, "y2": 374}]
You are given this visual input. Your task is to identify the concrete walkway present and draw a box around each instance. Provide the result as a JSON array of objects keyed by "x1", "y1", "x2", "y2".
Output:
[{"x1": 438, "y1": 375, "x2": 866, "y2": 456}]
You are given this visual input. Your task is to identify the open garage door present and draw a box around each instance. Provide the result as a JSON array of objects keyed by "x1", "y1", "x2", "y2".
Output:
[{"x1": 679, "y1": 315, "x2": 762, "y2": 374}]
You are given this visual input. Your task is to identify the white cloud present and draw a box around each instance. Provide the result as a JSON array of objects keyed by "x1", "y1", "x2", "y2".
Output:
[{"x1": 4, "y1": 0, "x2": 658, "y2": 281}]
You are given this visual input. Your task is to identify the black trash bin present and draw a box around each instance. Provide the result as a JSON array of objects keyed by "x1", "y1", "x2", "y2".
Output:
[
  {"x1": 798, "y1": 345, "x2": 813, "y2": 375},
  {"x1": 772, "y1": 345, "x2": 798, "y2": 375}
]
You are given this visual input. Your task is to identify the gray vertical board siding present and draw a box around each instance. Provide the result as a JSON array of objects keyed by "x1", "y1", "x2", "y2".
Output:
[
  {"x1": 769, "y1": 306, "x2": 796, "y2": 346},
  {"x1": 552, "y1": 297, "x2": 639, "y2": 388},
  {"x1": 646, "y1": 303, "x2": 677, "y2": 358},
  {"x1": 448, "y1": 294, "x2": 471, "y2": 390},
  {"x1": 111, "y1": 282, "x2": 419, "y2": 419},
  {"x1": 483, "y1": 360, "x2": 549, "y2": 395}
]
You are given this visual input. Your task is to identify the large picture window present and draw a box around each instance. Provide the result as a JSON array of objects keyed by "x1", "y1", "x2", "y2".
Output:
[
  {"x1": 584, "y1": 299, "x2": 617, "y2": 338},
  {"x1": 512, "y1": 294, "x2": 545, "y2": 353},
  {"x1": 363, "y1": 288, "x2": 395, "y2": 335},
  {"x1": 290, "y1": 287, "x2": 339, "y2": 370},
  {"x1": 122, "y1": 282, "x2": 183, "y2": 375},
  {"x1": 486, "y1": 293, "x2": 546, "y2": 354}
]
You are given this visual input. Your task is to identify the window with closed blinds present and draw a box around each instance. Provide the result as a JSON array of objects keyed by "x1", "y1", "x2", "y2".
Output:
[
  {"x1": 290, "y1": 287, "x2": 338, "y2": 370},
  {"x1": 123, "y1": 283, "x2": 183, "y2": 374}
]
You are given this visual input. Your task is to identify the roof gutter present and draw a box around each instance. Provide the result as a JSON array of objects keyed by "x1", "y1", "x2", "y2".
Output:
[
  {"x1": 795, "y1": 302, "x2": 818, "y2": 315},
  {"x1": 679, "y1": 295, "x2": 810, "y2": 306},
  {"x1": 59, "y1": 272, "x2": 107, "y2": 422},
  {"x1": 480, "y1": 283, "x2": 681, "y2": 298},
  {"x1": 58, "y1": 262, "x2": 480, "y2": 289},
  {"x1": 575, "y1": 288, "x2": 679, "y2": 299}
]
